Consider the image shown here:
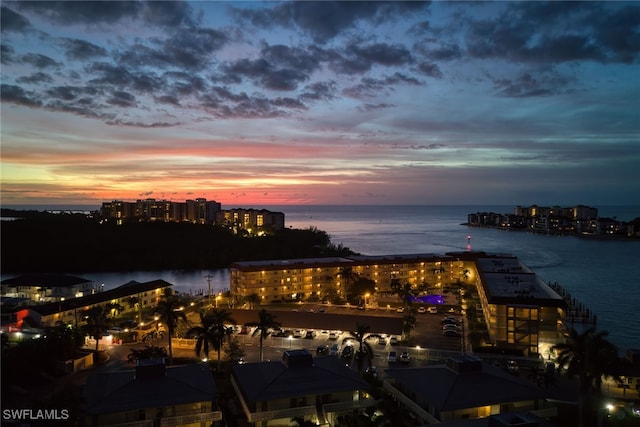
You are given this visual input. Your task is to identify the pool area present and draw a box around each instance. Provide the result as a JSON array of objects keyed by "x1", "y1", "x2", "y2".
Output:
[{"x1": 410, "y1": 294, "x2": 445, "y2": 305}]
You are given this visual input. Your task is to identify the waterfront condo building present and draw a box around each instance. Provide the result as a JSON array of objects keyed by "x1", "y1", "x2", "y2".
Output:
[
  {"x1": 230, "y1": 252, "x2": 569, "y2": 356},
  {"x1": 216, "y1": 208, "x2": 285, "y2": 233},
  {"x1": 100, "y1": 198, "x2": 221, "y2": 224}
]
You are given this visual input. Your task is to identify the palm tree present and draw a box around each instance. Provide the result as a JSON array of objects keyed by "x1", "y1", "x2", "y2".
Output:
[
  {"x1": 106, "y1": 302, "x2": 125, "y2": 319},
  {"x1": 83, "y1": 306, "x2": 111, "y2": 351},
  {"x1": 552, "y1": 327, "x2": 621, "y2": 427},
  {"x1": 245, "y1": 293, "x2": 261, "y2": 309},
  {"x1": 186, "y1": 309, "x2": 236, "y2": 371},
  {"x1": 245, "y1": 309, "x2": 281, "y2": 361},
  {"x1": 155, "y1": 294, "x2": 187, "y2": 365},
  {"x1": 401, "y1": 308, "x2": 418, "y2": 341},
  {"x1": 342, "y1": 322, "x2": 374, "y2": 374},
  {"x1": 337, "y1": 266, "x2": 357, "y2": 297}
]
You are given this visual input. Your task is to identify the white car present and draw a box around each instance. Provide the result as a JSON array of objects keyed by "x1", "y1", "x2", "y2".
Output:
[
  {"x1": 427, "y1": 306, "x2": 438, "y2": 314},
  {"x1": 417, "y1": 306, "x2": 426, "y2": 314}
]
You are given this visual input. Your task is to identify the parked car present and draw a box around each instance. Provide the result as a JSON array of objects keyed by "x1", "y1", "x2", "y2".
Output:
[
  {"x1": 506, "y1": 360, "x2": 519, "y2": 374},
  {"x1": 377, "y1": 337, "x2": 387, "y2": 345},
  {"x1": 396, "y1": 307, "x2": 405, "y2": 313},
  {"x1": 365, "y1": 365, "x2": 378, "y2": 379},
  {"x1": 417, "y1": 306, "x2": 426, "y2": 314},
  {"x1": 442, "y1": 329, "x2": 461, "y2": 337},
  {"x1": 341, "y1": 345, "x2": 354, "y2": 359},
  {"x1": 442, "y1": 324, "x2": 462, "y2": 332},
  {"x1": 441, "y1": 316, "x2": 461, "y2": 326},
  {"x1": 293, "y1": 329, "x2": 306, "y2": 338},
  {"x1": 399, "y1": 351, "x2": 411, "y2": 363},
  {"x1": 329, "y1": 343, "x2": 341, "y2": 356},
  {"x1": 389, "y1": 336, "x2": 399, "y2": 346},
  {"x1": 305, "y1": 330, "x2": 316, "y2": 339},
  {"x1": 427, "y1": 306, "x2": 438, "y2": 314},
  {"x1": 316, "y1": 345, "x2": 329, "y2": 356},
  {"x1": 388, "y1": 351, "x2": 398, "y2": 363},
  {"x1": 107, "y1": 327, "x2": 124, "y2": 335}
]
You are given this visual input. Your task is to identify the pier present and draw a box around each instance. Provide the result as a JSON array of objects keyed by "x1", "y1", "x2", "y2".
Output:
[{"x1": 548, "y1": 282, "x2": 597, "y2": 328}]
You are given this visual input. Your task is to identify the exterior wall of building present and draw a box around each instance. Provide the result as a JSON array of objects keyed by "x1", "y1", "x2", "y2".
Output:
[
  {"x1": 40, "y1": 286, "x2": 167, "y2": 327},
  {"x1": 1, "y1": 281, "x2": 96, "y2": 302},
  {"x1": 100, "y1": 198, "x2": 221, "y2": 224},
  {"x1": 231, "y1": 258, "x2": 476, "y2": 303},
  {"x1": 89, "y1": 401, "x2": 214, "y2": 426},
  {"x1": 216, "y1": 208, "x2": 285, "y2": 232}
]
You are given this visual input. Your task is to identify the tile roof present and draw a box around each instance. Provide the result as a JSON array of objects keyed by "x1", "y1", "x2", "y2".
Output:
[
  {"x1": 83, "y1": 362, "x2": 217, "y2": 414},
  {"x1": 232, "y1": 351, "x2": 370, "y2": 404}
]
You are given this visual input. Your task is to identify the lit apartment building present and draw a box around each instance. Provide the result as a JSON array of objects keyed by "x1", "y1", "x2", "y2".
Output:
[
  {"x1": 1, "y1": 274, "x2": 95, "y2": 303},
  {"x1": 465, "y1": 253, "x2": 567, "y2": 357},
  {"x1": 231, "y1": 349, "x2": 373, "y2": 427},
  {"x1": 216, "y1": 208, "x2": 285, "y2": 232},
  {"x1": 231, "y1": 253, "x2": 567, "y2": 356},
  {"x1": 100, "y1": 198, "x2": 221, "y2": 224},
  {"x1": 230, "y1": 254, "x2": 476, "y2": 303}
]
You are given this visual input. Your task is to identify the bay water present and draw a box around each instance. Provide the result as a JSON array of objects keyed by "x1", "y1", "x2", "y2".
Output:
[{"x1": 3, "y1": 205, "x2": 638, "y2": 351}]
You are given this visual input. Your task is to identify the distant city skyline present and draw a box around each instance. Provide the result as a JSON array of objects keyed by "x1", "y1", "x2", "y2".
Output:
[{"x1": 1, "y1": 1, "x2": 639, "y2": 206}]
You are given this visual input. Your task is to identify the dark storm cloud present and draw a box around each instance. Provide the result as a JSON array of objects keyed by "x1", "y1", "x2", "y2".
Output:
[
  {"x1": 21, "y1": 53, "x2": 60, "y2": 69},
  {"x1": 223, "y1": 58, "x2": 309, "y2": 91},
  {"x1": 347, "y1": 43, "x2": 413, "y2": 67},
  {"x1": 211, "y1": 86, "x2": 250, "y2": 103},
  {"x1": 1, "y1": 6, "x2": 32, "y2": 33},
  {"x1": 300, "y1": 81, "x2": 338, "y2": 102},
  {"x1": 161, "y1": 29, "x2": 228, "y2": 69},
  {"x1": 105, "y1": 119, "x2": 178, "y2": 128},
  {"x1": 155, "y1": 95, "x2": 181, "y2": 106},
  {"x1": 44, "y1": 98, "x2": 109, "y2": 120},
  {"x1": 261, "y1": 44, "x2": 321, "y2": 74},
  {"x1": 342, "y1": 73, "x2": 422, "y2": 99},
  {"x1": 359, "y1": 103, "x2": 394, "y2": 112},
  {"x1": 491, "y1": 72, "x2": 573, "y2": 98},
  {"x1": 17, "y1": 72, "x2": 54, "y2": 85},
  {"x1": 0, "y1": 84, "x2": 42, "y2": 107},
  {"x1": 464, "y1": 2, "x2": 640, "y2": 64},
  {"x1": 47, "y1": 86, "x2": 83, "y2": 101},
  {"x1": 418, "y1": 43, "x2": 463, "y2": 61},
  {"x1": 1, "y1": 44, "x2": 16, "y2": 64},
  {"x1": 57, "y1": 38, "x2": 108, "y2": 61},
  {"x1": 13, "y1": 1, "x2": 194, "y2": 28},
  {"x1": 87, "y1": 62, "x2": 133, "y2": 86},
  {"x1": 131, "y1": 73, "x2": 164, "y2": 94},
  {"x1": 107, "y1": 91, "x2": 136, "y2": 107},
  {"x1": 589, "y1": 4, "x2": 640, "y2": 64},
  {"x1": 416, "y1": 62, "x2": 442, "y2": 78},
  {"x1": 234, "y1": 1, "x2": 429, "y2": 43},
  {"x1": 271, "y1": 97, "x2": 307, "y2": 110},
  {"x1": 118, "y1": 29, "x2": 227, "y2": 71},
  {"x1": 326, "y1": 42, "x2": 414, "y2": 75}
]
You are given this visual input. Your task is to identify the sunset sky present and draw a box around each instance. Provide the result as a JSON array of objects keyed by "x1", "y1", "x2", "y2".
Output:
[{"x1": 1, "y1": 1, "x2": 639, "y2": 207}]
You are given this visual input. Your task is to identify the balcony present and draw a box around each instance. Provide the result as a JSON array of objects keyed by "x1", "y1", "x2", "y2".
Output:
[{"x1": 160, "y1": 411, "x2": 222, "y2": 426}]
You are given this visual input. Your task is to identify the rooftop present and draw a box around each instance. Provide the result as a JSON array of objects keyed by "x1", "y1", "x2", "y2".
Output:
[
  {"x1": 83, "y1": 361, "x2": 217, "y2": 414},
  {"x1": 232, "y1": 350, "x2": 369, "y2": 403},
  {"x1": 475, "y1": 257, "x2": 566, "y2": 307},
  {"x1": 385, "y1": 357, "x2": 550, "y2": 412},
  {"x1": 1, "y1": 273, "x2": 93, "y2": 287}
]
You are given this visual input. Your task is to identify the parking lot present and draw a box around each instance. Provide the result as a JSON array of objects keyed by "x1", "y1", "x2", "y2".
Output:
[{"x1": 194, "y1": 304, "x2": 467, "y2": 367}]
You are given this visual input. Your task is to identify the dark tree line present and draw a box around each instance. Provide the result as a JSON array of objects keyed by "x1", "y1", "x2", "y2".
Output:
[{"x1": 0, "y1": 210, "x2": 355, "y2": 273}]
